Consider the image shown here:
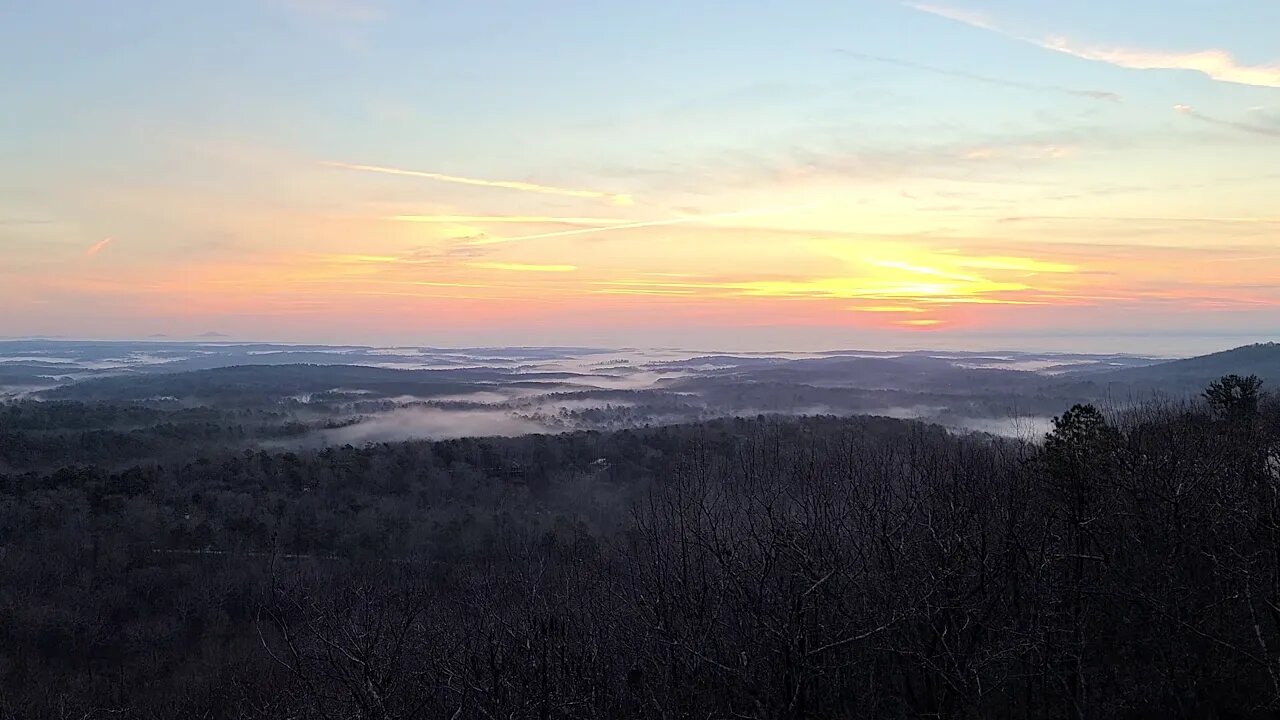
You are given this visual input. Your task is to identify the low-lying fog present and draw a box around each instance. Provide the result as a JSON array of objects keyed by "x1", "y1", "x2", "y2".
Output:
[
  {"x1": 308, "y1": 397, "x2": 1054, "y2": 446},
  {"x1": 318, "y1": 408, "x2": 551, "y2": 445},
  {"x1": 6, "y1": 340, "x2": 1163, "y2": 446},
  {"x1": 945, "y1": 415, "x2": 1056, "y2": 440}
]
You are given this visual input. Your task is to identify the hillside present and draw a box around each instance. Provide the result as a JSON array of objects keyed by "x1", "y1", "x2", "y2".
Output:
[{"x1": 1084, "y1": 342, "x2": 1280, "y2": 391}]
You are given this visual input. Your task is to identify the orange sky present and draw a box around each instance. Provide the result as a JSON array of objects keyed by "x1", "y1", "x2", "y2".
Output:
[{"x1": 3, "y1": 1, "x2": 1278, "y2": 351}]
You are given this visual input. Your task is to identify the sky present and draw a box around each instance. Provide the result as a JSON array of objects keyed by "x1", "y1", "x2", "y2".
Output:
[{"x1": 2, "y1": 0, "x2": 1279, "y2": 353}]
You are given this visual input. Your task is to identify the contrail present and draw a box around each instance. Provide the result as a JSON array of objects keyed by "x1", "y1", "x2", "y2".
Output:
[
  {"x1": 840, "y1": 50, "x2": 1120, "y2": 101},
  {"x1": 85, "y1": 237, "x2": 114, "y2": 257},
  {"x1": 1174, "y1": 104, "x2": 1280, "y2": 138},
  {"x1": 468, "y1": 203, "x2": 822, "y2": 246},
  {"x1": 322, "y1": 161, "x2": 635, "y2": 206}
]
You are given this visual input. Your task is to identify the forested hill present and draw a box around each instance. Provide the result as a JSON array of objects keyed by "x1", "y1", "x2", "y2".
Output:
[
  {"x1": 2, "y1": 381, "x2": 1279, "y2": 718},
  {"x1": 39, "y1": 364, "x2": 511, "y2": 403},
  {"x1": 1081, "y1": 341, "x2": 1280, "y2": 390}
]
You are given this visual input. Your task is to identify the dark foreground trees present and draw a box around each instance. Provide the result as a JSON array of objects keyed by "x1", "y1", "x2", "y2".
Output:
[{"x1": 1, "y1": 380, "x2": 1278, "y2": 718}]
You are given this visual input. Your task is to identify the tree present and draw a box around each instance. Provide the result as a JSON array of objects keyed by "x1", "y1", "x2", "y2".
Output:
[
  {"x1": 1204, "y1": 374, "x2": 1264, "y2": 423},
  {"x1": 1038, "y1": 404, "x2": 1121, "y2": 720}
]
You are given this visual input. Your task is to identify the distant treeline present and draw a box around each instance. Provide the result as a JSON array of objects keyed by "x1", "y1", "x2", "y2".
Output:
[
  {"x1": 0, "y1": 401, "x2": 314, "y2": 471},
  {"x1": 0, "y1": 376, "x2": 1278, "y2": 718}
]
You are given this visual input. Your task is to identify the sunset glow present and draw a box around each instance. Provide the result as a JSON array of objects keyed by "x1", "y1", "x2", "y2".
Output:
[{"x1": 3, "y1": 1, "x2": 1277, "y2": 351}]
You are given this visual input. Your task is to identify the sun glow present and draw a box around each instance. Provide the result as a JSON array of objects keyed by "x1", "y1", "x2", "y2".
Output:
[{"x1": 14, "y1": 136, "x2": 1276, "y2": 342}]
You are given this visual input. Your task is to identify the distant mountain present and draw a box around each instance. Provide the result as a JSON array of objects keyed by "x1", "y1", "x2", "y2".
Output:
[
  {"x1": 40, "y1": 363, "x2": 521, "y2": 403},
  {"x1": 1076, "y1": 343, "x2": 1280, "y2": 392},
  {"x1": 705, "y1": 354, "x2": 1046, "y2": 393}
]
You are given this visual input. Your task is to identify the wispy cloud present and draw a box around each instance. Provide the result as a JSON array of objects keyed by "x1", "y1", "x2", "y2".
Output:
[
  {"x1": 389, "y1": 214, "x2": 632, "y2": 225},
  {"x1": 865, "y1": 258, "x2": 983, "y2": 284},
  {"x1": 322, "y1": 161, "x2": 635, "y2": 205},
  {"x1": 726, "y1": 127, "x2": 1096, "y2": 191},
  {"x1": 85, "y1": 237, "x2": 114, "y2": 257},
  {"x1": 999, "y1": 214, "x2": 1280, "y2": 225},
  {"x1": 1174, "y1": 104, "x2": 1280, "y2": 138},
  {"x1": 592, "y1": 288, "x2": 698, "y2": 296},
  {"x1": 1042, "y1": 41, "x2": 1280, "y2": 89},
  {"x1": 905, "y1": 2, "x2": 996, "y2": 30},
  {"x1": 851, "y1": 305, "x2": 929, "y2": 313},
  {"x1": 961, "y1": 144, "x2": 1075, "y2": 161},
  {"x1": 907, "y1": 2, "x2": 1280, "y2": 89},
  {"x1": 469, "y1": 203, "x2": 820, "y2": 246},
  {"x1": 467, "y1": 262, "x2": 578, "y2": 273},
  {"x1": 583, "y1": 245, "x2": 1078, "y2": 311},
  {"x1": 839, "y1": 50, "x2": 1120, "y2": 102},
  {"x1": 954, "y1": 256, "x2": 1079, "y2": 273},
  {"x1": 592, "y1": 275, "x2": 1041, "y2": 306},
  {"x1": 1203, "y1": 254, "x2": 1280, "y2": 263}
]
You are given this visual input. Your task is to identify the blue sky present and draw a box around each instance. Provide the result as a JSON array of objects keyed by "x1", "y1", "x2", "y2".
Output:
[{"x1": 2, "y1": 0, "x2": 1278, "y2": 351}]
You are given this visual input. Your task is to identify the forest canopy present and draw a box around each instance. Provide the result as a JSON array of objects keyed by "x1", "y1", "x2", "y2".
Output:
[{"x1": 1, "y1": 374, "x2": 1278, "y2": 718}]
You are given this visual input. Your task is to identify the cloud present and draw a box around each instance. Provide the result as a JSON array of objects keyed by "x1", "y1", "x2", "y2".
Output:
[
  {"x1": 839, "y1": 50, "x2": 1121, "y2": 102},
  {"x1": 467, "y1": 262, "x2": 578, "y2": 273},
  {"x1": 851, "y1": 305, "x2": 929, "y2": 313},
  {"x1": 999, "y1": 214, "x2": 1280, "y2": 225},
  {"x1": 85, "y1": 237, "x2": 114, "y2": 257},
  {"x1": 728, "y1": 136, "x2": 1086, "y2": 192},
  {"x1": 301, "y1": 252, "x2": 581, "y2": 276},
  {"x1": 592, "y1": 272, "x2": 1045, "y2": 306},
  {"x1": 1204, "y1": 254, "x2": 1280, "y2": 263},
  {"x1": 954, "y1": 256, "x2": 1079, "y2": 273},
  {"x1": 592, "y1": 288, "x2": 698, "y2": 296},
  {"x1": 1043, "y1": 41, "x2": 1280, "y2": 89},
  {"x1": 904, "y1": 2, "x2": 996, "y2": 30},
  {"x1": 602, "y1": 127, "x2": 1093, "y2": 197},
  {"x1": 907, "y1": 3, "x2": 1280, "y2": 89},
  {"x1": 1173, "y1": 104, "x2": 1280, "y2": 138},
  {"x1": 322, "y1": 161, "x2": 635, "y2": 205},
  {"x1": 469, "y1": 203, "x2": 820, "y2": 246},
  {"x1": 576, "y1": 244, "x2": 1090, "y2": 318},
  {"x1": 389, "y1": 215, "x2": 633, "y2": 225},
  {"x1": 865, "y1": 259, "x2": 983, "y2": 284},
  {"x1": 322, "y1": 254, "x2": 403, "y2": 263},
  {"x1": 961, "y1": 144, "x2": 1074, "y2": 160}
]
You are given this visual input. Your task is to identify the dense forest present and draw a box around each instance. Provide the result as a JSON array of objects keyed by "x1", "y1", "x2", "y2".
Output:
[{"x1": 1, "y1": 374, "x2": 1278, "y2": 718}]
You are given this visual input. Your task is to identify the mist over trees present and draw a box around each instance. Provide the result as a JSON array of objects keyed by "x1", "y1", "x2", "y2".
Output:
[{"x1": 0, "y1": 375, "x2": 1278, "y2": 718}]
